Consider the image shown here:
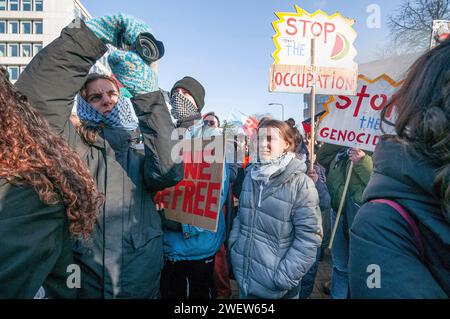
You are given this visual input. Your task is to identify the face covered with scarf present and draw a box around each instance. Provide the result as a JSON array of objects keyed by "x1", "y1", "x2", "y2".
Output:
[
  {"x1": 170, "y1": 89, "x2": 201, "y2": 121},
  {"x1": 77, "y1": 77, "x2": 138, "y2": 130}
]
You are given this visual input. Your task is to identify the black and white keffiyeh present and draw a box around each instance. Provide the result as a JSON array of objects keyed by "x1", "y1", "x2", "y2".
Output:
[
  {"x1": 76, "y1": 94, "x2": 138, "y2": 130},
  {"x1": 170, "y1": 92, "x2": 201, "y2": 121}
]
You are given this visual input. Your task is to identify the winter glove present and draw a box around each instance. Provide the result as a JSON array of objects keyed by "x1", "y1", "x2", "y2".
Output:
[
  {"x1": 86, "y1": 13, "x2": 151, "y2": 50},
  {"x1": 108, "y1": 49, "x2": 158, "y2": 96}
]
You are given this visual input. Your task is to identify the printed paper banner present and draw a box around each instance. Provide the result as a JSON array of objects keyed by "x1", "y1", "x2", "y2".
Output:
[
  {"x1": 317, "y1": 74, "x2": 401, "y2": 152},
  {"x1": 154, "y1": 137, "x2": 225, "y2": 232}
]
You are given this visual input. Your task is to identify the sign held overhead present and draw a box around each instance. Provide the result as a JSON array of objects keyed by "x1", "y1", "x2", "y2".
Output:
[{"x1": 269, "y1": 6, "x2": 358, "y2": 95}]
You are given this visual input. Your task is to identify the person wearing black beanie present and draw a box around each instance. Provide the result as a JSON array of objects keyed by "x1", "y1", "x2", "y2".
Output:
[{"x1": 170, "y1": 76, "x2": 206, "y2": 128}]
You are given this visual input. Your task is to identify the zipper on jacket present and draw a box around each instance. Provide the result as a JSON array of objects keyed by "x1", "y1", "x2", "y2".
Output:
[{"x1": 257, "y1": 183, "x2": 264, "y2": 207}]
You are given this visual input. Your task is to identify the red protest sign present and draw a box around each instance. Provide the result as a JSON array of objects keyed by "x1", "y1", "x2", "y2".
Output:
[{"x1": 154, "y1": 137, "x2": 225, "y2": 232}]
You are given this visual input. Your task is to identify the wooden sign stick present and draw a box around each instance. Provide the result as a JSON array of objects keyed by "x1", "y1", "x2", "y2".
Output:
[
  {"x1": 328, "y1": 161, "x2": 354, "y2": 250},
  {"x1": 309, "y1": 37, "x2": 317, "y2": 173}
]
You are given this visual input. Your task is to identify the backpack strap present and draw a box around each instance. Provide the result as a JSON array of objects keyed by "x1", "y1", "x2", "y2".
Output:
[{"x1": 370, "y1": 199, "x2": 425, "y2": 262}]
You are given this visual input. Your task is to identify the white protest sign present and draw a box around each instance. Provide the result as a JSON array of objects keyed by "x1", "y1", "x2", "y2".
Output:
[
  {"x1": 269, "y1": 6, "x2": 358, "y2": 95},
  {"x1": 317, "y1": 74, "x2": 400, "y2": 152}
]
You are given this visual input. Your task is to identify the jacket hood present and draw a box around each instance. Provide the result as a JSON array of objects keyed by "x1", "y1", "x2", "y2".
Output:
[{"x1": 363, "y1": 138, "x2": 450, "y2": 244}]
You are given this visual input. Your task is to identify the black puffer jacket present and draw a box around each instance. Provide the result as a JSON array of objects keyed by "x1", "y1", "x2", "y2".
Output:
[
  {"x1": 349, "y1": 138, "x2": 450, "y2": 298},
  {"x1": 15, "y1": 20, "x2": 183, "y2": 299}
]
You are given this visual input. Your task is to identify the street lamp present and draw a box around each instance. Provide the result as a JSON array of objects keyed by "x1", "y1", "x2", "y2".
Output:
[{"x1": 268, "y1": 103, "x2": 285, "y2": 121}]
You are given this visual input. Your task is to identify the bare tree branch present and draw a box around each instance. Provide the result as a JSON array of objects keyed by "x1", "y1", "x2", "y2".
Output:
[{"x1": 387, "y1": 0, "x2": 450, "y2": 54}]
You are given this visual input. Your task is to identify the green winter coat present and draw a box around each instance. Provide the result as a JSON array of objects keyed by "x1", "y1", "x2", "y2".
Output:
[
  {"x1": 317, "y1": 144, "x2": 373, "y2": 211},
  {"x1": 0, "y1": 181, "x2": 76, "y2": 299},
  {"x1": 13, "y1": 20, "x2": 183, "y2": 299}
]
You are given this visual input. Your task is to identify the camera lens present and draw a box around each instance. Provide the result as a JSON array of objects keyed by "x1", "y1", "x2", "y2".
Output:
[
  {"x1": 132, "y1": 33, "x2": 165, "y2": 63},
  {"x1": 140, "y1": 38, "x2": 157, "y2": 60}
]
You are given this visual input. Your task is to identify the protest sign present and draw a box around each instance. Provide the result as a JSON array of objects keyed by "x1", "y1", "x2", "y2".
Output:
[
  {"x1": 154, "y1": 137, "x2": 225, "y2": 232},
  {"x1": 431, "y1": 20, "x2": 450, "y2": 49},
  {"x1": 269, "y1": 5, "x2": 358, "y2": 95},
  {"x1": 269, "y1": 64, "x2": 357, "y2": 95},
  {"x1": 317, "y1": 74, "x2": 400, "y2": 152},
  {"x1": 316, "y1": 54, "x2": 421, "y2": 152}
]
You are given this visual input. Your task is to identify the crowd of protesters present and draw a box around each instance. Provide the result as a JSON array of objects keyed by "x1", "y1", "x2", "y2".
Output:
[{"x1": 0, "y1": 13, "x2": 448, "y2": 299}]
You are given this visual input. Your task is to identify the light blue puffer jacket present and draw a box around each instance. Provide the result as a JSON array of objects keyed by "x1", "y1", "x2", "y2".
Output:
[{"x1": 228, "y1": 155, "x2": 322, "y2": 299}]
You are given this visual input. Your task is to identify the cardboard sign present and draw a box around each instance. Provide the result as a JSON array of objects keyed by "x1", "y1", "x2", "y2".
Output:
[
  {"x1": 154, "y1": 137, "x2": 225, "y2": 232},
  {"x1": 269, "y1": 6, "x2": 358, "y2": 95},
  {"x1": 317, "y1": 74, "x2": 401, "y2": 152},
  {"x1": 269, "y1": 64, "x2": 358, "y2": 95},
  {"x1": 431, "y1": 20, "x2": 450, "y2": 48}
]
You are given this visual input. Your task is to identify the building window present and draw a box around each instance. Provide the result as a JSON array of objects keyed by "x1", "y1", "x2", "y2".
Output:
[
  {"x1": 35, "y1": 0, "x2": 43, "y2": 11},
  {"x1": 8, "y1": 43, "x2": 19, "y2": 57},
  {"x1": 21, "y1": 43, "x2": 32, "y2": 57},
  {"x1": 0, "y1": 21, "x2": 5, "y2": 34},
  {"x1": 8, "y1": 66, "x2": 20, "y2": 81},
  {"x1": 0, "y1": 43, "x2": 6, "y2": 57},
  {"x1": 23, "y1": 0, "x2": 32, "y2": 11},
  {"x1": 0, "y1": 0, "x2": 6, "y2": 11},
  {"x1": 9, "y1": 21, "x2": 19, "y2": 34},
  {"x1": 33, "y1": 43, "x2": 43, "y2": 55},
  {"x1": 34, "y1": 21, "x2": 43, "y2": 34},
  {"x1": 22, "y1": 21, "x2": 32, "y2": 34},
  {"x1": 9, "y1": 0, "x2": 19, "y2": 11}
]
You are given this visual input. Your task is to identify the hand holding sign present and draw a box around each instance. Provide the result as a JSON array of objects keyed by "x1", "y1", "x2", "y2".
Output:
[{"x1": 349, "y1": 148, "x2": 366, "y2": 163}]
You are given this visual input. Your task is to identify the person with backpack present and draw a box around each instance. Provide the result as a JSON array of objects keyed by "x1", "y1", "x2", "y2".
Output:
[{"x1": 348, "y1": 39, "x2": 450, "y2": 298}]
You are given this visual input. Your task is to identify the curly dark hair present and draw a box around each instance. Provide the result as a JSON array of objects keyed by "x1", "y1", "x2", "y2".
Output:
[
  {"x1": 381, "y1": 39, "x2": 450, "y2": 222},
  {"x1": 0, "y1": 67, "x2": 104, "y2": 239}
]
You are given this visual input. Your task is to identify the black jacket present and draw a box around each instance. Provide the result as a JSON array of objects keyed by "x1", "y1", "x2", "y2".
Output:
[
  {"x1": 14, "y1": 20, "x2": 183, "y2": 298},
  {"x1": 349, "y1": 138, "x2": 450, "y2": 298}
]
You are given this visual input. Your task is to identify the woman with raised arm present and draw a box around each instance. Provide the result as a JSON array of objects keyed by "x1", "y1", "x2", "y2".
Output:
[{"x1": 14, "y1": 14, "x2": 183, "y2": 299}]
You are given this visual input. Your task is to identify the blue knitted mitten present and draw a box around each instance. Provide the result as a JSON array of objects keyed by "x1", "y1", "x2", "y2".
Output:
[
  {"x1": 108, "y1": 49, "x2": 158, "y2": 96},
  {"x1": 86, "y1": 13, "x2": 151, "y2": 49}
]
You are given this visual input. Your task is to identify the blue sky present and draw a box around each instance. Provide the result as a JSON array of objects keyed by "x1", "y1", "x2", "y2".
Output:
[{"x1": 82, "y1": 0, "x2": 404, "y2": 123}]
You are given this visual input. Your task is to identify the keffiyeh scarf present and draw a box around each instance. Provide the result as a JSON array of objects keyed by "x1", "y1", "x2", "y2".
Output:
[{"x1": 76, "y1": 94, "x2": 139, "y2": 130}]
